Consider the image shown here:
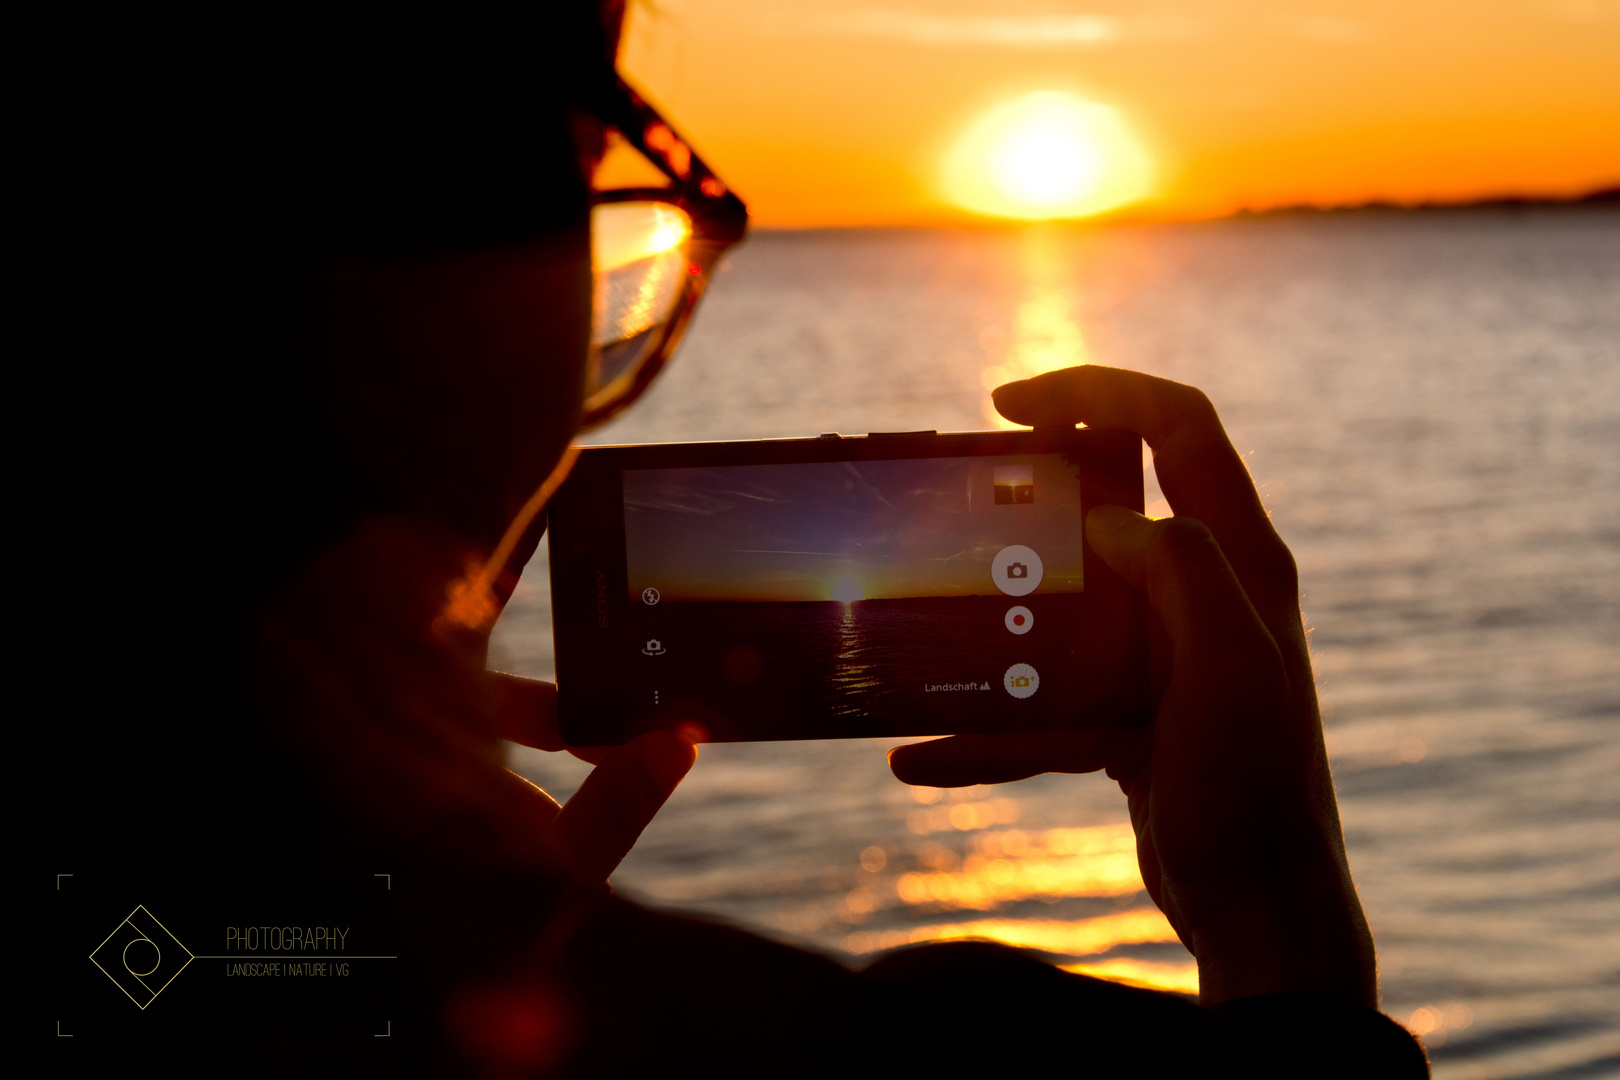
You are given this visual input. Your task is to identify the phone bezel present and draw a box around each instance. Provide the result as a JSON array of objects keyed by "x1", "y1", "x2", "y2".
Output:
[{"x1": 548, "y1": 428, "x2": 1147, "y2": 744}]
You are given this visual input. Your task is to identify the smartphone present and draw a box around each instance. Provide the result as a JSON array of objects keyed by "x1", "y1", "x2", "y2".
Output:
[{"x1": 547, "y1": 427, "x2": 1147, "y2": 744}]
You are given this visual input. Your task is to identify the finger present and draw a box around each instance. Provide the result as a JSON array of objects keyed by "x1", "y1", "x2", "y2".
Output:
[
  {"x1": 994, "y1": 366, "x2": 1298, "y2": 626},
  {"x1": 494, "y1": 511, "x2": 550, "y2": 611},
  {"x1": 483, "y1": 672, "x2": 624, "y2": 765},
  {"x1": 888, "y1": 731, "x2": 1119, "y2": 788},
  {"x1": 1086, "y1": 507, "x2": 1288, "y2": 723},
  {"x1": 546, "y1": 729, "x2": 698, "y2": 883},
  {"x1": 1092, "y1": 505, "x2": 1327, "y2": 872},
  {"x1": 486, "y1": 670, "x2": 565, "y2": 751},
  {"x1": 993, "y1": 366, "x2": 1261, "y2": 535}
]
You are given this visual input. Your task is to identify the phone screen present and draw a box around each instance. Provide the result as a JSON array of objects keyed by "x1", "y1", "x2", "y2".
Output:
[{"x1": 549, "y1": 431, "x2": 1146, "y2": 743}]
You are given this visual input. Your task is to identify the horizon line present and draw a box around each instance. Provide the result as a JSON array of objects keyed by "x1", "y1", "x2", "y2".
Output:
[{"x1": 742, "y1": 184, "x2": 1620, "y2": 233}]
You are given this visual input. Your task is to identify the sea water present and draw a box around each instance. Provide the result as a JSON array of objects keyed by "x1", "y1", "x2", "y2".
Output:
[{"x1": 491, "y1": 209, "x2": 1620, "y2": 1079}]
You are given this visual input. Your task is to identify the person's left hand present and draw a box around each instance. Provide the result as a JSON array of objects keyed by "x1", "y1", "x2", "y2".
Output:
[
  {"x1": 258, "y1": 519, "x2": 695, "y2": 889},
  {"x1": 486, "y1": 670, "x2": 697, "y2": 884}
]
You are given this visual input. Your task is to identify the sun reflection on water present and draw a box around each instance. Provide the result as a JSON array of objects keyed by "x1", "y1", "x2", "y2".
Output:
[
  {"x1": 1062, "y1": 958, "x2": 1199, "y2": 996},
  {"x1": 844, "y1": 908, "x2": 1177, "y2": 959},
  {"x1": 827, "y1": 604, "x2": 880, "y2": 710},
  {"x1": 897, "y1": 823, "x2": 1142, "y2": 909},
  {"x1": 774, "y1": 821, "x2": 1148, "y2": 935},
  {"x1": 907, "y1": 798, "x2": 1021, "y2": 835},
  {"x1": 980, "y1": 231, "x2": 1093, "y2": 428},
  {"x1": 1405, "y1": 1002, "x2": 1475, "y2": 1049}
]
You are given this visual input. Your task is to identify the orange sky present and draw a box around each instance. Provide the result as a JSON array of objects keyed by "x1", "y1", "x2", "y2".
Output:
[{"x1": 620, "y1": 0, "x2": 1620, "y2": 226}]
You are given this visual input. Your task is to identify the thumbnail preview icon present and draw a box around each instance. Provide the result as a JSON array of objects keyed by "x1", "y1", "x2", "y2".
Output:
[
  {"x1": 993, "y1": 465, "x2": 1035, "y2": 504},
  {"x1": 992, "y1": 545, "x2": 1043, "y2": 597},
  {"x1": 1004, "y1": 605, "x2": 1033, "y2": 635}
]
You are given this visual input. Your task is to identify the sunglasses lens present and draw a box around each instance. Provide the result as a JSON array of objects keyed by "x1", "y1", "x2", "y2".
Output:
[{"x1": 587, "y1": 201, "x2": 694, "y2": 415}]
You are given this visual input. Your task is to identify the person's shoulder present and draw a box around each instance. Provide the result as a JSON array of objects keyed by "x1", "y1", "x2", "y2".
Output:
[{"x1": 1215, "y1": 993, "x2": 1430, "y2": 1078}]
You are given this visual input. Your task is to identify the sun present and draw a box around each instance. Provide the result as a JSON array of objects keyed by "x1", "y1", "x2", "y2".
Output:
[
  {"x1": 942, "y1": 92, "x2": 1154, "y2": 221},
  {"x1": 830, "y1": 580, "x2": 864, "y2": 604}
]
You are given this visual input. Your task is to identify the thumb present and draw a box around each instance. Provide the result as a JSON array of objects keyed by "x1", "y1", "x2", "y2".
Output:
[
  {"x1": 546, "y1": 729, "x2": 698, "y2": 884},
  {"x1": 1086, "y1": 505, "x2": 1282, "y2": 682}
]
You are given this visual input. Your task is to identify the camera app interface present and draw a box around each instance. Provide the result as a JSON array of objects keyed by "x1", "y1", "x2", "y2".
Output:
[{"x1": 621, "y1": 453, "x2": 1088, "y2": 737}]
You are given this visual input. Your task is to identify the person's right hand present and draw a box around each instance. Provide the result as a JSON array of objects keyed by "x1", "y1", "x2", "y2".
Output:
[{"x1": 889, "y1": 366, "x2": 1377, "y2": 1008}]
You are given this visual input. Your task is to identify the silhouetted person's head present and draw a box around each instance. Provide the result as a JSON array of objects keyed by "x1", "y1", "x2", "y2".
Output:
[
  {"x1": 74, "y1": 4, "x2": 629, "y2": 859},
  {"x1": 222, "y1": 9, "x2": 622, "y2": 581}
]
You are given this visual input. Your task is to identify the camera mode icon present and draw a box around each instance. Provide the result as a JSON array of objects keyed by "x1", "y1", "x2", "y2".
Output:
[
  {"x1": 642, "y1": 639, "x2": 666, "y2": 656},
  {"x1": 1003, "y1": 663, "x2": 1040, "y2": 700},
  {"x1": 991, "y1": 545, "x2": 1043, "y2": 597}
]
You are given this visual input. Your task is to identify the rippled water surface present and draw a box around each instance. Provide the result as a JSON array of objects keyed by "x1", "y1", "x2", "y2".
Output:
[{"x1": 491, "y1": 210, "x2": 1620, "y2": 1079}]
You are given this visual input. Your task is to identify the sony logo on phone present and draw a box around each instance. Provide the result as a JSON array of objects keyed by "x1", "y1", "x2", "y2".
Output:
[{"x1": 596, "y1": 569, "x2": 610, "y2": 628}]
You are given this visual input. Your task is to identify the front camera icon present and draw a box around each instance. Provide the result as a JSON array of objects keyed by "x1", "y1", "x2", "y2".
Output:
[{"x1": 643, "y1": 639, "x2": 666, "y2": 656}]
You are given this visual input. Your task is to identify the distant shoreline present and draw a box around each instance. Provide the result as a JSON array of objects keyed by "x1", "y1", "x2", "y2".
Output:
[
  {"x1": 751, "y1": 185, "x2": 1620, "y2": 233},
  {"x1": 1230, "y1": 185, "x2": 1620, "y2": 219}
]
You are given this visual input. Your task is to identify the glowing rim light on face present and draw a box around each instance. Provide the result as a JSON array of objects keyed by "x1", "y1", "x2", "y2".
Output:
[{"x1": 942, "y1": 92, "x2": 1154, "y2": 220}]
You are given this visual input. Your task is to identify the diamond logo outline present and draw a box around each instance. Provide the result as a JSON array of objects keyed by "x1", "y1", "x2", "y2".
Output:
[{"x1": 89, "y1": 904, "x2": 195, "y2": 1009}]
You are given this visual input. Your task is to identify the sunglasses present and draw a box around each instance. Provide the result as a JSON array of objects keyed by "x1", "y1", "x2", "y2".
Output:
[{"x1": 580, "y1": 76, "x2": 748, "y2": 430}]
